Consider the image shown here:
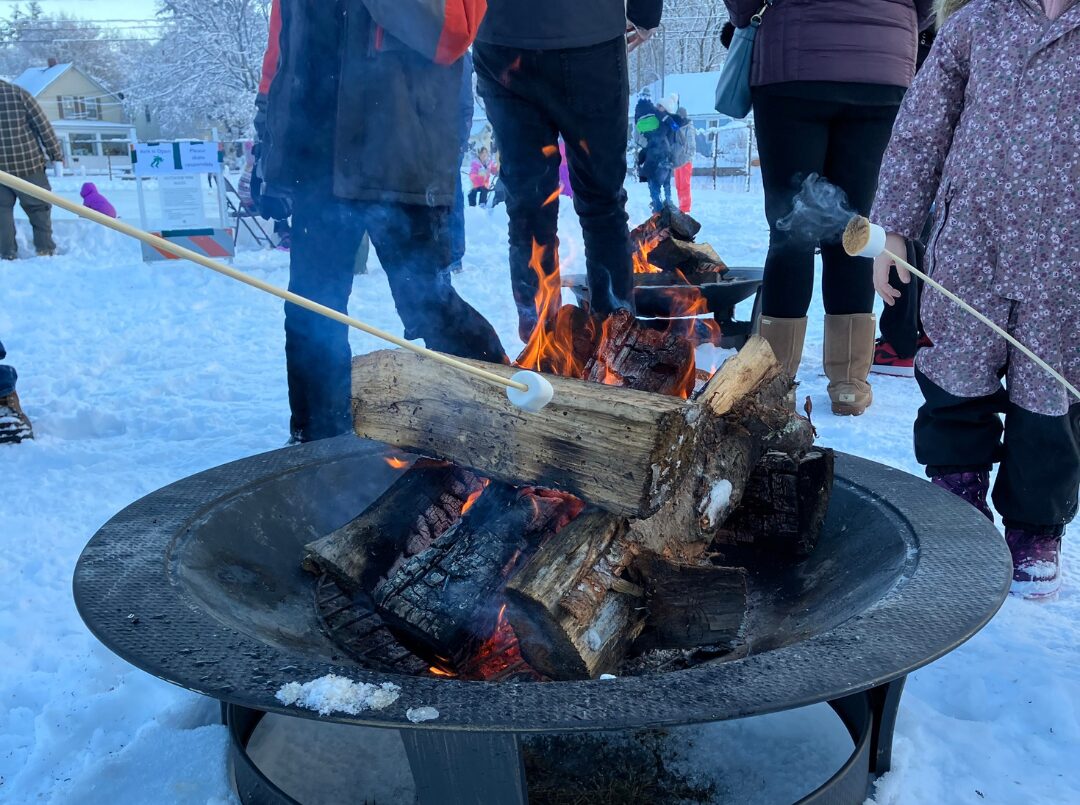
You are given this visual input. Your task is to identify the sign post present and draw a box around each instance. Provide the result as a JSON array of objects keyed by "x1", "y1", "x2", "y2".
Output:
[{"x1": 131, "y1": 140, "x2": 234, "y2": 262}]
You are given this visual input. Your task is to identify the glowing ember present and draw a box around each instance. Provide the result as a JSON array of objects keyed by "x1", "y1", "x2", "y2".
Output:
[
  {"x1": 579, "y1": 139, "x2": 590, "y2": 156},
  {"x1": 384, "y1": 456, "x2": 408, "y2": 469},
  {"x1": 541, "y1": 144, "x2": 558, "y2": 157},
  {"x1": 428, "y1": 666, "x2": 455, "y2": 678}
]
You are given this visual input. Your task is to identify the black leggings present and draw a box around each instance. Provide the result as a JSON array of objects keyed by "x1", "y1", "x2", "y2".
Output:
[
  {"x1": 752, "y1": 90, "x2": 899, "y2": 319},
  {"x1": 468, "y1": 187, "x2": 489, "y2": 207}
]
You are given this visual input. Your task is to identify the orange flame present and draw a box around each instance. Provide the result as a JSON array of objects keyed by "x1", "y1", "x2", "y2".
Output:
[
  {"x1": 542, "y1": 185, "x2": 563, "y2": 207},
  {"x1": 384, "y1": 456, "x2": 408, "y2": 469},
  {"x1": 541, "y1": 144, "x2": 558, "y2": 157},
  {"x1": 632, "y1": 233, "x2": 664, "y2": 274},
  {"x1": 460, "y1": 478, "x2": 490, "y2": 516},
  {"x1": 515, "y1": 240, "x2": 581, "y2": 376},
  {"x1": 428, "y1": 666, "x2": 456, "y2": 678}
]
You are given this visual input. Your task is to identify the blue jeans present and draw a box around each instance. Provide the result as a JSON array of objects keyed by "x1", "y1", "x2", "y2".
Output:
[
  {"x1": 286, "y1": 187, "x2": 506, "y2": 442},
  {"x1": 0, "y1": 340, "x2": 15, "y2": 397},
  {"x1": 648, "y1": 178, "x2": 671, "y2": 213}
]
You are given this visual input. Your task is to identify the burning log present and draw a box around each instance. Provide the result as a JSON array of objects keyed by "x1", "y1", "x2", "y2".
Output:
[
  {"x1": 582, "y1": 309, "x2": 695, "y2": 397},
  {"x1": 516, "y1": 304, "x2": 599, "y2": 378},
  {"x1": 373, "y1": 484, "x2": 584, "y2": 668},
  {"x1": 351, "y1": 350, "x2": 694, "y2": 518},
  {"x1": 302, "y1": 461, "x2": 483, "y2": 595},
  {"x1": 645, "y1": 238, "x2": 727, "y2": 274}
]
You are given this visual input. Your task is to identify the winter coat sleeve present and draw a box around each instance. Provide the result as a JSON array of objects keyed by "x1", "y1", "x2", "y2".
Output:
[
  {"x1": 254, "y1": 0, "x2": 282, "y2": 142},
  {"x1": 25, "y1": 93, "x2": 62, "y2": 164},
  {"x1": 871, "y1": 9, "x2": 972, "y2": 240},
  {"x1": 627, "y1": 0, "x2": 663, "y2": 30},
  {"x1": 723, "y1": 0, "x2": 766, "y2": 29},
  {"x1": 458, "y1": 51, "x2": 475, "y2": 150},
  {"x1": 359, "y1": 0, "x2": 488, "y2": 65}
]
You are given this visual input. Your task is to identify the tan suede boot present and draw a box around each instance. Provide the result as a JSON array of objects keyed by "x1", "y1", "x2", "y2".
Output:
[
  {"x1": 824, "y1": 313, "x2": 876, "y2": 416},
  {"x1": 758, "y1": 316, "x2": 808, "y2": 380},
  {"x1": 0, "y1": 390, "x2": 34, "y2": 444}
]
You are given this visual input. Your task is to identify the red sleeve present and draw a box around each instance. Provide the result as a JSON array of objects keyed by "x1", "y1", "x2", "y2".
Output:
[
  {"x1": 434, "y1": 0, "x2": 487, "y2": 65},
  {"x1": 259, "y1": 0, "x2": 283, "y2": 95}
]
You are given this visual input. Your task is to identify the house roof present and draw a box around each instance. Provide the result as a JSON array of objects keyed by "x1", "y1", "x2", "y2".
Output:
[{"x1": 13, "y1": 63, "x2": 73, "y2": 96}]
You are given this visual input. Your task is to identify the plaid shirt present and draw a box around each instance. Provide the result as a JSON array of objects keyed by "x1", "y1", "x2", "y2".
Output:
[{"x1": 0, "y1": 80, "x2": 63, "y2": 177}]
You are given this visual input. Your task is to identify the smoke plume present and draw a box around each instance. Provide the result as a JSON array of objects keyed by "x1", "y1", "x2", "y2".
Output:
[{"x1": 775, "y1": 174, "x2": 857, "y2": 248}]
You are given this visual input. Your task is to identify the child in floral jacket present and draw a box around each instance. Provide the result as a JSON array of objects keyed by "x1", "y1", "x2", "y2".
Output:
[{"x1": 871, "y1": 0, "x2": 1080, "y2": 598}]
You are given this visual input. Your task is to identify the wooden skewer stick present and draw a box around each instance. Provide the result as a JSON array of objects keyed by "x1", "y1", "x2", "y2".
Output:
[
  {"x1": 0, "y1": 168, "x2": 529, "y2": 394},
  {"x1": 844, "y1": 216, "x2": 1080, "y2": 403}
]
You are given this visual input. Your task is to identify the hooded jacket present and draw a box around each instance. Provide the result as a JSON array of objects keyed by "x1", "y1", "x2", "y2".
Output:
[
  {"x1": 258, "y1": 0, "x2": 485, "y2": 207},
  {"x1": 477, "y1": 0, "x2": 662, "y2": 50}
]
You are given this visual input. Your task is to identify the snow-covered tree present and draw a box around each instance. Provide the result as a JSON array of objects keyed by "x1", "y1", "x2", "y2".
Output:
[
  {"x1": 130, "y1": 0, "x2": 271, "y2": 139},
  {"x1": 0, "y1": 2, "x2": 137, "y2": 89},
  {"x1": 630, "y1": 0, "x2": 730, "y2": 92}
]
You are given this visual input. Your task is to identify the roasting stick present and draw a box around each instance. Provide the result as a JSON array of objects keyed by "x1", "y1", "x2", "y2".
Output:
[
  {"x1": 0, "y1": 169, "x2": 560, "y2": 410},
  {"x1": 844, "y1": 216, "x2": 1080, "y2": 403}
]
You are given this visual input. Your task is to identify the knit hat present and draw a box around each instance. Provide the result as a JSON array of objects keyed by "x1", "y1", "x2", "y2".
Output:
[{"x1": 658, "y1": 94, "x2": 679, "y2": 113}]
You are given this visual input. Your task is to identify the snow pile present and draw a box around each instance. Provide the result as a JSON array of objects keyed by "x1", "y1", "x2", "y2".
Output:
[
  {"x1": 406, "y1": 706, "x2": 440, "y2": 724},
  {"x1": 275, "y1": 675, "x2": 401, "y2": 717}
]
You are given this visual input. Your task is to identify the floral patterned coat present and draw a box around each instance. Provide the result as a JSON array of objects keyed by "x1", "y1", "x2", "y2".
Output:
[{"x1": 872, "y1": 0, "x2": 1080, "y2": 415}]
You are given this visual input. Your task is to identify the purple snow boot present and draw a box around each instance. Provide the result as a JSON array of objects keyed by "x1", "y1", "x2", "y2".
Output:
[
  {"x1": 1005, "y1": 528, "x2": 1062, "y2": 600},
  {"x1": 931, "y1": 472, "x2": 994, "y2": 521}
]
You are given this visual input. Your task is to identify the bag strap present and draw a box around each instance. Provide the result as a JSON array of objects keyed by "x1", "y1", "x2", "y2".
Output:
[{"x1": 751, "y1": 1, "x2": 773, "y2": 26}]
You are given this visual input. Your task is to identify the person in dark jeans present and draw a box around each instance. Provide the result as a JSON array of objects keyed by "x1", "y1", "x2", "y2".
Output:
[
  {"x1": 473, "y1": 0, "x2": 663, "y2": 343},
  {"x1": 258, "y1": 0, "x2": 505, "y2": 443},
  {"x1": 0, "y1": 339, "x2": 33, "y2": 443},
  {"x1": 0, "y1": 79, "x2": 63, "y2": 259},
  {"x1": 725, "y1": 0, "x2": 933, "y2": 416},
  {"x1": 448, "y1": 51, "x2": 475, "y2": 273}
]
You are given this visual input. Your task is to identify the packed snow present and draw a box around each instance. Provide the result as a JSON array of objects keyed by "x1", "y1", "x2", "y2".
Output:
[
  {"x1": 700, "y1": 479, "x2": 734, "y2": 527},
  {"x1": 275, "y1": 675, "x2": 401, "y2": 717},
  {"x1": 1, "y1": 174, "x2": 1077, "y2": 803},
  {"x1": 405, "y1": 707, "x2": 440, "y2": 724}
]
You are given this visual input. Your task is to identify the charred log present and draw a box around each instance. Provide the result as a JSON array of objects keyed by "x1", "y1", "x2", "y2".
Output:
[
  {"x1": 583, "y1": 309, "x2": 696, "y2": 398},
  {"x1": 714, "y1": 448, "x2": 834, "y2": 559},
  {"x1": 373, "y1": 484, "x2": 584, "y2": 667},
  {"x1": 302, "y1": 461, "x2": 483, "y2": 595}
]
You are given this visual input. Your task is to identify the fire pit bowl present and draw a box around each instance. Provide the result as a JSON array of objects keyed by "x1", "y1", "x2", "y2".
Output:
[{"x1": 73, "y1": 436, "x2": 1011, "y2": 804}]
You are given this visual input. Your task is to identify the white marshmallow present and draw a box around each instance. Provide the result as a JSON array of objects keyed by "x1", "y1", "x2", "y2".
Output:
[
  {"x1": 506, "y1": 370, "x2": 554, "y2": 413},
  {"x1": 857, "y1": 222, "x2": 888, "y2": 258}
]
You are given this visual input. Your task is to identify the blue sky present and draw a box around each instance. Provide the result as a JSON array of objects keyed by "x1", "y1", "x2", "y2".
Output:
[{"x1": 1, "y1": 0, "x2": 159, "y2": 22}]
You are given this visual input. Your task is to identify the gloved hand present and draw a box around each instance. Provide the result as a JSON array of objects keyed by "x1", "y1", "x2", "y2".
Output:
[{"x1": 250, "y1": 157, "x2": 292, "y2": 222}]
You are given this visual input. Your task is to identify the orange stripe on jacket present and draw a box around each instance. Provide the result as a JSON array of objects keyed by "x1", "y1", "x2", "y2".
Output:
[
  {"x1": 258, "y1": 0, "x2": 283, "y2": 94},
  {"x1": 434, "y1": 0, "x2": 487, "y2": 65}
]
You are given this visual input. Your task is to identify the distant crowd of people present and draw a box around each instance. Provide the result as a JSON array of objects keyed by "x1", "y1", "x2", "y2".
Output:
[{"x1": 2, "y1": 0, "x2": 1077, "y2": 598}]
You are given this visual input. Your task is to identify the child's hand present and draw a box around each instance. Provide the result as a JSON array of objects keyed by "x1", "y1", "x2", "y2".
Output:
[{"x1": 873, "y1": 233, "x2": 910, "y2": 307}]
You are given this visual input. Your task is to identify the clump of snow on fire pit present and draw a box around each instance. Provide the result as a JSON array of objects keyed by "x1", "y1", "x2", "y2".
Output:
[
  {"x1": 276, "y1": 674, "x2": 401, "y2": 716},
  {"x1": 406, "y1": 706, "x2": 440, "y2": 723},
  {"x1": 699, "y1": 480, "x2": 733, "y2": 527}
]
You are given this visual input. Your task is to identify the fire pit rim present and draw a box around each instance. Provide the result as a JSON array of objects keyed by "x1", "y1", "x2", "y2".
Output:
[{"x1": 73, "y1": 437, "x2": 1012, "y2": 733}]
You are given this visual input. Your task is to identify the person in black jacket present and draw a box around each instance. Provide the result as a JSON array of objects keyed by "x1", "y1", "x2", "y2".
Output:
[
  {"x1": 474, "y1": 0, "x2": 664, "y2": 343},
  {"x1": 258, "y1": 0, "x2": 506, "y2": 443}
]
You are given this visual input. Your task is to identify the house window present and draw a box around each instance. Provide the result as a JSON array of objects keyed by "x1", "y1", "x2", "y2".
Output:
[
  {"x1": 69, "y1": 133, "x2": 98, "y2": 156},
  {"x1": 101, "y1": 134, "x2": 128, "y2": 157},
  {"x1": 57, "y1": 96, "x2": 99, "y2": 121}
]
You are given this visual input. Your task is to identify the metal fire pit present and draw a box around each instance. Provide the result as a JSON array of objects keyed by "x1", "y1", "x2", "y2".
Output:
[
  {"x1": 563, "y1": 268, "x2": 764, "y2": 349},
  {"x1": 73, "y1": 437, "x2": 1011, "y2": 805}
]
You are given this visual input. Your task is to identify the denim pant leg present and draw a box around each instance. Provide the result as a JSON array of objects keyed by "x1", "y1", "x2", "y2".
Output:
[
  {"x1": 474, "y1": 43, "x2": 562, "y2": 342},
  {"x1": 365, "y1": 203, "x2": 506, "y2": 364},
  {"x1": 0, "y1": 365, "x2": 16, "y2": 397},
  {"x1": 285, "y1": 190, "x2": 363, "y2": 442}
]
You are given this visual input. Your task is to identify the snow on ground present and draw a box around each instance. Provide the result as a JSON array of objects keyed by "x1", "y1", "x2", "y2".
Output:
[{"x1": 1, "y1": 175, "x2": 1077, "y2": 803}]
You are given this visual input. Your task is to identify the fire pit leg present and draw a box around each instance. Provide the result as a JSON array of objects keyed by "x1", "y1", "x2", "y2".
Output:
[
  {"x1": 401, "y1": 729, "x2": 527, "y2": 805},
  {"x1": 868, "y1": 676, "x2": 906, "y2": 775}
]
